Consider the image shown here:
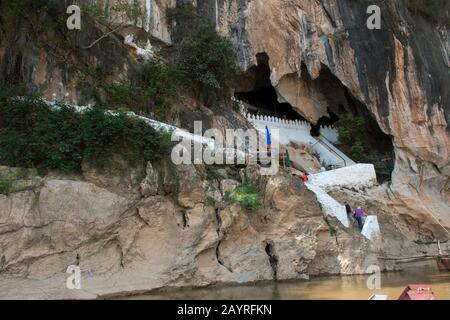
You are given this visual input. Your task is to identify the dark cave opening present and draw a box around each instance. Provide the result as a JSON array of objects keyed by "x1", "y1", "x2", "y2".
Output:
[
  {"x1": 234, "y1": 53, "x2": 306, "y2": 121},
  {"x1": 264, "y1": 241, "x2": 278, "y2": 281},
  {"x1": 235, "y1": 87, "x2": 306, "y2": 121},
  {"x1": 311, "y1": 109, "x2": 340, "y2": 137},
  {"x1": 234, "y1": 54, "x2": 394, "y2": 181}
]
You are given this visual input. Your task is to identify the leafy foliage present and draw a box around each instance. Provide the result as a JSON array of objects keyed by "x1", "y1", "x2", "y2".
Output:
[
  {"x1": 329, "y1": 225, "x2": 337, "y2": 237},
  {"x1": 0, "y1": 169, "x2": 29, "y2": 195},
  {"x1": 207, "y1": 196, "x2": 217, "y2": 208},
  {"x1": 82, "y1": 0, "x2": 143, "y2": 24},
  {"x1": 406, "y1": 0, "x2": 449, "y2": 24},
  {"x1": 229, "y1": 179, "x2": 261, "y2": 212},
  {"x1": 82, "y1": 3, "x2": 107, "y2": 23},
  {"x1": 0, "y1": 175, "x2": 14, "y2": 195},
  {"x1": 105, "y1": 60, "x2": 178, "y2": 120},
  {"x1": 110, "y1": 0, "x2": 143, "y2": 23},
  {"x1": 80, "y1": 106, "x2": 172, "y2": 167},
  {"x1": 335, "y1": 113, "x2": 394, "y2": 182},
  {"x1": 167, "y1": 2, "x2": 201, "y2": 42},
  {"x1": 174, "y1": 25, "x2": 238, "y2": 103},
  {"x1": 168, "y1": 2, "x2": 238, "y2": 104},
  {"x1": 0, "y1": 91, "x2": 172, "y2": 173},
  {"x1": 1, "y1": 0, "x2": 50, "y2": 16}
]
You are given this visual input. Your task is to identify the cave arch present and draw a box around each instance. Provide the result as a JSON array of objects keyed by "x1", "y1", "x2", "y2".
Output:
[{"x1": 234, "y1": 55, "x2": 395, "y2": 181}]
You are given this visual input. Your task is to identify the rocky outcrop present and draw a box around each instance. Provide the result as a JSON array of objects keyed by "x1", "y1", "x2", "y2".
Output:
[
  {"x1": 0, "y1": 0, "x2": 175, "y2": 104},
  {"x1": 0, "y1": 0, "x2": 448, "y2": 299},
  {"x1": 214, "y1": 0, "x2": 449, "y2": 236},
  {"x1": 0, "y1": 163, "x2": 383, "y2": 299}
]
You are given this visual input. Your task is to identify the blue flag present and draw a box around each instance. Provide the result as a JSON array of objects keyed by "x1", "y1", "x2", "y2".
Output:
[{"x1": 265, "y1": 126, "x2": 271, "y2": 146}]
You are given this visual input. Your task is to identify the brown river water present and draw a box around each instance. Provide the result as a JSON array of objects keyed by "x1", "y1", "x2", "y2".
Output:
[{"x1": 128, "y1": 266, "x2": 450, "y2": 300}]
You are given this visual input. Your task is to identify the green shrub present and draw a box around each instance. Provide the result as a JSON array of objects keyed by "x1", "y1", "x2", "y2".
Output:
[
  {"x1": 110, "y1": 0, "x2": 143, "y2": 22},
  {"x1": 82, "y1": 4, "x2": 106, "y2": 22},
  {"x1": 0, "y1": 97, "x2": 83, "y2": 173},
  {"x1": 0, "y1": 175, "x2": 13, "y2": 195},
  {"x1": 106, "y1": 80, "x2": 144, "y2": 111},
  {"x1": 168, "y1": 3, "x2": 238, "y2": 104},
  {"x1": 0, "y1": 92, "x2": 172, "y2": 173},
  {"x1": 206, "y1": 167, "x2": 219, "y2": 182},
  {"x1": 105, "y1": 60, "x2": 178, "y2": 120},
  {"x1": 0, "y1": 168, "x2": 29, "y2": 195},
  {"x1": 82, "y1": 0, "x2": 143, "y2": 24},
  {"x1": 229, "y1": 179, "x2": 261, "y2": 212},
  {"x1": 207, "y1": 196, "x2": 217, "y2": 208},
  {"x1": 1, "y1": 0, "x2": 49, "y2": 16},
  {"x1": 406, "y1": 0, "x2": 449, "y2": 24},
  {"x1": 174, "y1": 25, "x2": 238, "y2": 104},
  {"x1": 329, "y1": 225, "x2": 337, "y2": 237},
  {"x1": 137, "y1": 60, "x2": 179, "y2": 116},
  {"x1": 167, "y1": 2, "x2": 201, "y2": 42},
  {"x1": 80, "y1": 106, "x2": 172, "y2": 167},
  {"x1": 335, "y1": 113, "x2": 394, "y2": 181}
]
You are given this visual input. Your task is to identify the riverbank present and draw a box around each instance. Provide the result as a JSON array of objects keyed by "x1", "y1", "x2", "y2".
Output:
[{"x1": 126, "y1": 266, "x2": 450, "y2": 300}]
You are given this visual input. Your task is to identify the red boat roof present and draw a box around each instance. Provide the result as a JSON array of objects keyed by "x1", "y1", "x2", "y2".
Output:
[{"x1": 398, "y1": 285, "x2": 436, "y2": 300}]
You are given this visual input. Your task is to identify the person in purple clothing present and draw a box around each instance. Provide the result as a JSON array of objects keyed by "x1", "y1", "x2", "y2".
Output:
[{"x1": 354, "y1": 207, "x2": 366, "y2": 231}]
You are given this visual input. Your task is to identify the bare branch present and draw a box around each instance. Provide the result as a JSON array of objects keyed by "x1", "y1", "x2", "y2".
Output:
[{"x1": 81, "y1": 24, "x2": 125, "y2": 50}]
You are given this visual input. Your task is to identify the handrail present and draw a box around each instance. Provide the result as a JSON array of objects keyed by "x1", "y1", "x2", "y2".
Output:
[{"x1": 315, "y1": 136, "x2": 348, "y2": 167}]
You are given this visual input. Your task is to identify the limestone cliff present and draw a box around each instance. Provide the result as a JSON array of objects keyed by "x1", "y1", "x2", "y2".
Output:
[
  {"x1": 2, "y1": 160, "x2": 443, "y2": 299},
  {"x1": 1, "y1": 0, "x2": 446, "y2": 235},
  {"x1": 0, "y1": 0, "x2": 449, "y2": 298},
  {"x1": 212, "y1": 0, "x2": 450, "y2": 236},
  {"x1": 0, "y1": 163, "x2": 377, "y2": 299}
]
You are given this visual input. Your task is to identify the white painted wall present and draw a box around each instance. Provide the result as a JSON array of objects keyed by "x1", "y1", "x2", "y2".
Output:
[
  {"x1": 308, "y1": 164, "x2": 377, "y2": 191},
  {"x1": 245, "y1": 113, "x2": 313, "y2": 146},
  {"x1": 316, "y1": 136, "x2": 355, "y2": 167},
  {"x1": 305, "y1": 182, "x2": 350, "y2": 227},
  {"x1": 243, "y1": 112, "x2": 354, "y2": 168},
  {"x1": 44, "y1": 101, "x2": 215, "y2": 149},
  {"x1": 320, "y1": 126, "x2": 339, "y2": 144},
  {"x1": 361, "y1": 215, "x2": 381, "y2": 240}
]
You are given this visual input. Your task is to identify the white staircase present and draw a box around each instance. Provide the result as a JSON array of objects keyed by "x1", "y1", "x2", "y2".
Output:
[
  {"x1": 241, "y1": 112, "x2": 355, "y2": 169},
  {"x1": 306, "y1": 164, "x2": 379, "y2": 238},
  {"x1": 47, "y1": 98, "x2": 380, "y2": 239},
  {"x1": 305, "y1": 182, "x2": 350, "y2": 227},
  {"x1": 235, "y1": 99, "x2": 382, "y2": 236}
]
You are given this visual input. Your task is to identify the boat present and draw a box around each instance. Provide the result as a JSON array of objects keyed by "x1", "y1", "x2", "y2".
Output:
[{"x1": 398, "y1": 285, "x2": 436, "y2": 300}]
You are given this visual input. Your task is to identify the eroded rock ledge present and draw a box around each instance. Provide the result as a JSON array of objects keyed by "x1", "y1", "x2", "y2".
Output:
[{"x1": 0, "y1": 161, "x2": 443, "y2": 299}]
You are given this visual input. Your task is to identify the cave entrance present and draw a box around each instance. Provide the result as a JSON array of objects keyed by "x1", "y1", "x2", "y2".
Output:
[
  {"x1": 308, "y1": 68, "x2": 395, "y2": 182},
  {"x1": 234, "y1": 54, "x2": 394, "y2": 181},
  {"x1": 311, "y1": 109, "x2": 340, "y2": 137},
  {"x1": 234, "y1": 53, "x2": 306, "y2": 122}
]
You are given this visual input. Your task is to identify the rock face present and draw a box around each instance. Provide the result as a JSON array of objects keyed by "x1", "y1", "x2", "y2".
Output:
[
  {"x1": 0, "y1": 0, "x2": 449, "y2": 298},
  {"x1": 212, "y1": 0, "x2": 449, "y2": 236},
  {"x1": 0, "y1": 0, "x2": 175, "y2": 104},
  {"x1": 0, "y1": 163, "x2": 385, "y2": 299},
  {"x1": 2, "y1": 1, "x2": 446, "y2": 237}
]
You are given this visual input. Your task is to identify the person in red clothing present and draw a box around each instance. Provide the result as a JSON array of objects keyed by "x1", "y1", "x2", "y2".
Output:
[{"x1": 301, "y1": 173, "x2": 308, "y2": 183}]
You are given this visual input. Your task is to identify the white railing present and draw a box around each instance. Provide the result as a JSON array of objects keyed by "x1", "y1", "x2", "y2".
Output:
[
  {"x1": 320, "y1": 126, "x2": 339, "y2": 144},
  {"x1": 315, "y1": 136, "x2": 355, "y2": 168},
  {"x1": 244, "y1": 113, "x2": 312, "y2": 131},
  {"x1": 243, "y1": 112, "x2": 315, "y2": 147},
  {"x1": 240, "y1": 108, "x2": 352, "y2": 168}
]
